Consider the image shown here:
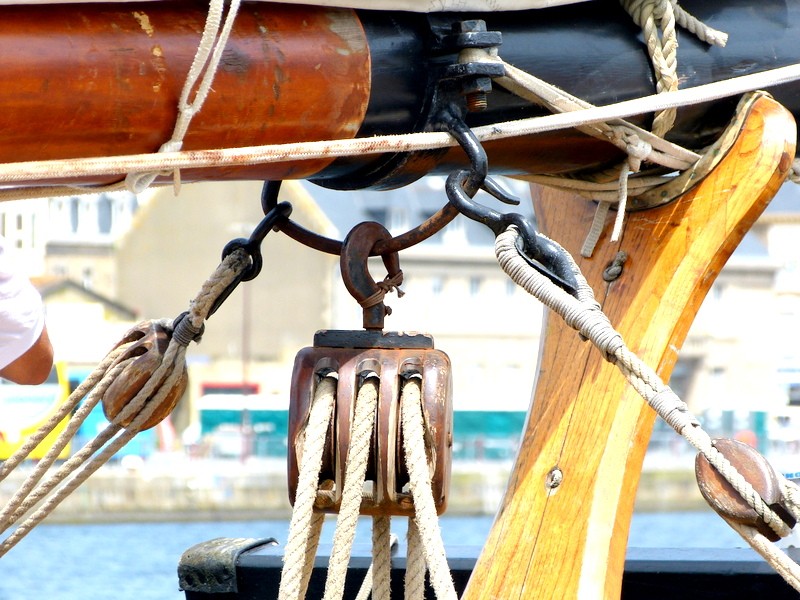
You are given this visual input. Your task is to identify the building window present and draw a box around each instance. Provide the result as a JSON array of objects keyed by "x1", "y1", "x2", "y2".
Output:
[
  {"x1": 469, "y1": 276, "x2": 482, "y2": 296},
  {"x1": 82, "y1": 267, "x2": 93, "y2": 290},
  {"x1": 98, "y1": 195, "x2": 112, "y2": 234},
  {"x1": 202, "y1": 382, "x2": 260, "y2": 395},
  {"x1": 15, "y1": 214, "x2": 22, "y2": 230},
  {"x1": 431, "y1": 276, "x2": 444, "y2": 296},
  {"x1": 70, "y1": 198, "x2": 79, "y2": 233},
  {"x1": 788, "y1": 384, "x2": 800, "y2": 407},
  {"x1": 364, "y1": 208, "x2": 388, "y2": 227}
]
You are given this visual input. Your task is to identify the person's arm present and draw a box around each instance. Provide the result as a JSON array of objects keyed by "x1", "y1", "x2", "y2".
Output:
[{"x1": 0, "y1": 324, "x2": 53, "y2": 385}]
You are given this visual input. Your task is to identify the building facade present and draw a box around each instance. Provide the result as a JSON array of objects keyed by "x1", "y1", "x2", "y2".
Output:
[{"x1": 7, "y1": 178, "x2": 800, "y2": 463}]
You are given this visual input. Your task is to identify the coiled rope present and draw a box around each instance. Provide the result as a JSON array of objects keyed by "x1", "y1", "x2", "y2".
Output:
[{"x1": 495, "y1": 225, "x2": 800, "y2": 593}]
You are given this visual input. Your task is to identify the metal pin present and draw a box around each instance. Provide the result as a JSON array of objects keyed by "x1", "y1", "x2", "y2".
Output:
[{"x1": 545, "y1": 467, "x2": 563, "y2": 490}]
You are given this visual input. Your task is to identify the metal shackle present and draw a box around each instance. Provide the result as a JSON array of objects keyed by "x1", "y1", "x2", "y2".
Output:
[{"x1": 340, "y1": 221, "x2": 403, "y2": 330}]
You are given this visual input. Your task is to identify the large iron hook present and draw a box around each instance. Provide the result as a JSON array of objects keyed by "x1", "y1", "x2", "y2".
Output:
[
  {"x1": 437, "y1": 107, "x2": 519, "y2": 207},
  {"x1": 445, "y1": 170, "x2": 579, "y2": 296}
]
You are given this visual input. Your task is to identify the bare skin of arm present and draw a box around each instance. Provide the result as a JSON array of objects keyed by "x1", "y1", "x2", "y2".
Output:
[{"x1": 0, "y1": 325, "x2": 54, "y2": 385}]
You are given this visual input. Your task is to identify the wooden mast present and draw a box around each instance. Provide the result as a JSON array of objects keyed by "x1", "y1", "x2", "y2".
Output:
[{"x1": 461, "y1": 94, "x2": 796, "y2": 598}]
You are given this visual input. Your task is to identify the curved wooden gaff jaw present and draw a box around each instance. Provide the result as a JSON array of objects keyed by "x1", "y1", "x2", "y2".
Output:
[{"x1": 462, "y1": 95, "x2": 796, "y2": 599}]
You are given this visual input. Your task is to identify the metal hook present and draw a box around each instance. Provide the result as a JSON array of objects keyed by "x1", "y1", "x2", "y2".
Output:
[
  {"x1": 221, "y1": 201, "x2": 293, "y2": 282},
  {"x1": 445, "y1": 169, "x2": 579, "y2": 296},
  {"x1": 340, "y1": 221, "x2": 404, "y2": 330},
  {"x1": 439, "y1": 107, "x2": 520, "y2": 207},
  {"x1": 206, "y1": 201, "x2": 293, "y2": 318}
]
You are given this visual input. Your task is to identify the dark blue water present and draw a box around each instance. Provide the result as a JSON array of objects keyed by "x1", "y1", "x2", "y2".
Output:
[{"x1": 0, "y1": 513, "x2": 744, "y2": 600}]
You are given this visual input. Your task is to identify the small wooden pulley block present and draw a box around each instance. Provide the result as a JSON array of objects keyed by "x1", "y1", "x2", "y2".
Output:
[
  {"x1": 695, "y1": 438, "x2": 796, "y2": 541},
  {"x1": 288, "y1": 330, "x2": 453, "y2": 517},
  {"x1": 102, "y1": 321, "x2": 188, "y2": 431}
]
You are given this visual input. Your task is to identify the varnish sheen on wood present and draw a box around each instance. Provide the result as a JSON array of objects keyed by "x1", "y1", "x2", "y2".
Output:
[
  {"x1": 0, "y1": 3, "x2": 370, "y2": 184},
  {"x1": 462, "y1": 95, "x2": 796, "y2": 599}
]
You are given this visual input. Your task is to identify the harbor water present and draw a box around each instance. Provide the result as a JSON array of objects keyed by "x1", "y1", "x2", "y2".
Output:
[{"x1": 0, "y1": 512, "x2": 747, "y2": 600}]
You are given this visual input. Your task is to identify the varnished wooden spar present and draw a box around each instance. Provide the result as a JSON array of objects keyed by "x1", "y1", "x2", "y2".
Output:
[
  {"x1": 2, "y1": 2, "x2": 800, "y2": 188},
  {"x1": 0, "y1": 3, "x2": 371, "y2": 183},
  {"x1": 462, "y1": 95, "x2": 796, "y2": 598}
]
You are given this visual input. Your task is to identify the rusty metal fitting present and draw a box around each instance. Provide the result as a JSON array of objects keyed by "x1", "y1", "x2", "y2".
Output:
[
  {"x1": 102, "y1": 321, "x2": 188, "y2": 431},
  {"x1": 340, "y1": 221, "x2": 404, "y2": 330},
  {"x1": 287, "y1": 331, "x2": 452, "y2": 517},
  {"x1": 695, "y1": 438, "x2": 796, "y2": 541}
]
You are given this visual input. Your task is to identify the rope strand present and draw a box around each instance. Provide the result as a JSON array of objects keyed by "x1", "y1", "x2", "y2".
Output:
[{"x1": 494, "y1": 226, "x2": 800, "y2": 589}]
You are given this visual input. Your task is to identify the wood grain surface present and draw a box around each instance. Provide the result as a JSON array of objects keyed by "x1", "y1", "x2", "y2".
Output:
[{"x1": 462, "y1": 94, "x2": 796, "y2": 599}]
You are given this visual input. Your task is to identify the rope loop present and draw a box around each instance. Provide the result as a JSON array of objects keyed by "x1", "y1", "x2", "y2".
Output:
[{"x1": 494, "y1": 225, "x2": 800, "y2": 592}]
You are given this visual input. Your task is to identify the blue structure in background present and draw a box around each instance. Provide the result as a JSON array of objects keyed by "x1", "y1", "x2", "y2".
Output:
[{"x1": 68, "y1": 368, "x2": 157, "y2": 459}]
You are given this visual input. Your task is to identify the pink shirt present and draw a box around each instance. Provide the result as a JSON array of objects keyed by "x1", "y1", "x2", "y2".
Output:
[{"x1": 0, "y1": 239, "x2": 44, "y2": 370}]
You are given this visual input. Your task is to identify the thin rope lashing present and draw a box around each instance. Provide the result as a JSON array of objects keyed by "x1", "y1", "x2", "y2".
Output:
[{"x1": 125, "y1": 0, "x2": 241, "y2": 194}]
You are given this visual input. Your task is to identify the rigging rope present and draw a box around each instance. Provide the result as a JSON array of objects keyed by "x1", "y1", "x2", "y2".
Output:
[
  {"x1": 0, "y1": 62, "x2": 798, "y2": 193},
  {"x1": 494, "y1": 225, "x2": 800, "y2": 593},
  {"x1": 0, "y1": 249, "x2": 250, "y2": 557},
  {"x1": 323, "y1": 375, "x2": 380, "y2": 600},
  {"x1": 280, "y1": 373, "x2": 455, "y2": 600},
  {"x1": 125, "y1": 0, "x2": 241, "y2": 194}
]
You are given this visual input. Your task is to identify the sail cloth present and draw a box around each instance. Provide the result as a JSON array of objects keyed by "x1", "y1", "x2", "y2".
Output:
[{"x1": 0, "y1": 0, "x2": 590, "y2": 8}]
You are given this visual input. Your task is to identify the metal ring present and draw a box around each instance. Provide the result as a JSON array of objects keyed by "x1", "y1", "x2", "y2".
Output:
[{"x1": 261, "y1": 181, "x2": 459, "y2": 256}]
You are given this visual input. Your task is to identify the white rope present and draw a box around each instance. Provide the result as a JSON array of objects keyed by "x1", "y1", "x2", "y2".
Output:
[
  {"x1": 125, "y1": 0, "x2": 241, "y2": 194},
  {"x1": 279, "y1": 372, "x2": 455, "y2": 600},
  {"x1": 372, "y1": 517, "x2": 393, "y2": 600},
  {"x1": 464, "y1": 1, "x2": 721, "y2": 254},
  {"x1": 620, "y1": 0, "x2": 680, "y2": 137},
  {"x1": 278, "y1": 374, "x2": 337, "y2": 600},
  {"x1": 404, "y1": 519, "x2": 425, "y2": 600},
  {"x1": 401, "y1": 377, "x2": 457, "y2": 600},
  {"x1": 354, "y1": 521, "x2": 394, "y2": 600},
  {"x1": 580, "y1": 201, "x2": 611, "y2": 258},
  {"x1": 494, "y1": 226, "x2": 800, "y2": 587},
  {"x1": 463, "y1": 48, "x2": 700, "y2": 171},
  {"x1": 670, "y1": 0, "x2": 728, "y2": 47},
  {"x1": 0, "y1": 249, "x2": 249, "y2": 557},
  {"x1": 725, "y1": 519, "x2": 800, "y2": 593},
  {"x1": 323, "y1": 376, "x2": 380, "y2": 600},
  {"x1": 0, "y1": 63, "x2": 798, "y2": 192},
  {"x1": 781, "y1": 478, "x2": 800, "y2": 524},
  {"x1": 789, "y1": 158, "x2": 800, "y2": 184}
]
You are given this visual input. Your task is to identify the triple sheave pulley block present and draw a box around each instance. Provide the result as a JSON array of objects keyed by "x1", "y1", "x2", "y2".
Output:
[{"x1": 288, "y1": 220, "x2": 453, "y2": 517}]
